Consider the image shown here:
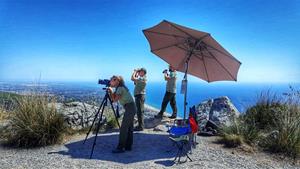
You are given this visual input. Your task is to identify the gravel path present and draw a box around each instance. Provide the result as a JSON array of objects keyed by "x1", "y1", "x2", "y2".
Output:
[{"x1": 0, "y1": 130, "x2": 299, "y2": 169}]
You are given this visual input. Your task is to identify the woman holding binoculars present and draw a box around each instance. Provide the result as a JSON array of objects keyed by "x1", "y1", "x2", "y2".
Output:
[
  {"x1": 155, "y1": 65, "x2": 178, "y2": 119},
  {"x1": 131, "y1": 68, "x2": 147, "y2": 131}
]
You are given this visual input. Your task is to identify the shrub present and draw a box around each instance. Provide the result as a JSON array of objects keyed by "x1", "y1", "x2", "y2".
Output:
[
  {"x1": 2, "y1": 93, "x2": 66, "y2": 147},
  {"x1": 219, "y1": 134, "x2": 243, "y2": 148},
  {"x1": 244, "y1": 90, "x2": 285, "y2": 130},
  {"x1": 0, "y1": 107, "x2": 7, "y2": 122},
  {"x1": 219, "y1": 116, "x2": 260, "y2": 146},
  {"x1": 259, "y1": 86, "x2": 300, "y2": 158},
  {"x1": 105, "y1": 109, "x2": 119, "y2": 129},
  {"x1": 0, "y1": 92, "x2": 21, "y2": 111},
  {"x1": 219, "y1": 117, "x2": 243, "y2": 147},
  {"x1": 260, "y1": 100, "x2": 300, "y2": 158},
  {"x1": 220, "y1": 86, "x2": 300, "y2": 158},
  {"x1": 240, "y1": 120, "x2": 260, "y2": 145}
]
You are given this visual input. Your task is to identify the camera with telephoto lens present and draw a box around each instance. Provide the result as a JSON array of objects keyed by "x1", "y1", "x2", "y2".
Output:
[{"x1": 98, "y1": 79, "x2": 110, "y2": 87}]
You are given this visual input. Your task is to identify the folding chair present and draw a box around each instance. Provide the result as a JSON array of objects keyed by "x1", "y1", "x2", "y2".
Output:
[
  {"x1": 167, "y1": 106, "x2": 199, "y2": 163},
  {"x1": 168, "y1": 122, "x2": 192, "y2": 163}
]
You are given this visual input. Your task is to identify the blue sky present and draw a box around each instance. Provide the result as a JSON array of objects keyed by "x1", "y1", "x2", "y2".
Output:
[{"x1": 0, "y1": 0, "x2": 299, "y2": 83}]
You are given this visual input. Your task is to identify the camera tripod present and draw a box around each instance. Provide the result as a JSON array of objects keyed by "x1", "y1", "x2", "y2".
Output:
[{"x1": 83, "y1": 89, "x2": 120, "y2": 159}]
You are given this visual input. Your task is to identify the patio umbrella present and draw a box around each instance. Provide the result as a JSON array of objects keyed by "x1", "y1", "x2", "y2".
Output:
[{"x1": 143, "y1": 20, "x2": 241, "y2": 119}]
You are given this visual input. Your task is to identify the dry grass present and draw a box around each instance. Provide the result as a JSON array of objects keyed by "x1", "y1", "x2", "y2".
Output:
[
  {"x1": 220, "y1": 86, "x2": 300, "y2": 158},
  {"x1": 0, "y1": 108, "x2": 7, "y2": 122},
  {"x1": 219, "y1": 134, "x2": 243, "y2": 148},
  {"x1": 2, "y1": 93, "x2": 67, "y2": 147}
]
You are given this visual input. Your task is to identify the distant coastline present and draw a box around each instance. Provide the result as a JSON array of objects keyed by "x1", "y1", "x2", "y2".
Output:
[{"x1": 1, "y1": 81, "x2": 300, "y2": 117}]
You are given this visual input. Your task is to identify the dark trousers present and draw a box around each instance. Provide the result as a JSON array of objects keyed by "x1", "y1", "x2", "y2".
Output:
[
  {"x1": 118, "y1": 102, "x2": 136, "y2": 149},
  {"x1": 158, "y1": 92, "x2": 177, "y2": 116},
  {"x1": 135, "y1": 94, "x2": 145, "y2": 129}
]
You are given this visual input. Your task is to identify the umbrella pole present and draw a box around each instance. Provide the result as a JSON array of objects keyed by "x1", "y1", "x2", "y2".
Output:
[{"x1": 183, "y1": 52, "x2": 192, "y2": 120}]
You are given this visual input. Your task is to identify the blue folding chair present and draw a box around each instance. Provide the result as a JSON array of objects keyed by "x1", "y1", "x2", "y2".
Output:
[{"x1": 168, "y1": 120, "x2": 193, "y2": 163}]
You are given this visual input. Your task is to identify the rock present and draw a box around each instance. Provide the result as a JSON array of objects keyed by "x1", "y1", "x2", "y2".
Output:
[
  {"x1": 260, "y1": 130, "x2": 279, "y2": 144},
  {"x1": 240, "y1": 144, "x2": 255, "y2": 153},
  {"x1": 143, "y1": 116, "x2": 173, "y2": 129},
  {"x1": 53, "y1": 102, "x2": 104, "y2": 130},
  {"x1": 268, "y1": 130, "x2": 279, "y2": 139},
  {"x1": 153, "y1": 124, "x2": 169, "y2": 132},
  {"x1": 54, "y1": 102, "x2": 166, "y2": 131},
  {"x1": 196, "y1": 96, "x2": 240, "y2": 129}
]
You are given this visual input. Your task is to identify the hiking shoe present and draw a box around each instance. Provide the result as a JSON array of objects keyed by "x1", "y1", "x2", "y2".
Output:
[
  {"x1": 168, "y1": 114, "x2": 177, "y2": 119},
  {"x1": 154, "y1": 114, "x2": 163, "y2": 119},
  {"x1": 134, "y1": 126, "x2": 144, "y2": 131},
  {"x1": 112, "y1": 148, "x2": 125, "y2": 153}
]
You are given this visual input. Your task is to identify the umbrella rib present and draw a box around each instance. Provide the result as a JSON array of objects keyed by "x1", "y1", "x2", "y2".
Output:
[
  {"x1": 152, "y1": 40, "x2": 187, "y2": 52},
  {"x1": 176, "y1": 45, "x2": 211, "y2": 82},
  {"x1": 165, "y1": 20, "x2": 196, "y2": 38},
  {"x1": 165, "y1": 20, "x2": 210, "y2": 41},
  {"x1": 204, "y1": 46, "x2": 237, "y2": 81},
  {"x1": 175, "y1": 44, "x2": 189, "y2": 52},
  {"x1": 204, "y1": 43, "x2": 241, "y2": 64},
  {"x1": 174, "y1": 45, "x2": 191, "y2": 68},
  {"x1": 199, "y1": 50, "x2": 211, "y2": 82},
  {"x1": 143, "y1": 30, "x2": 187, "y2": 39},
  {"x1": 193, "y1": 52, "x2": 212, "y2": 59}
]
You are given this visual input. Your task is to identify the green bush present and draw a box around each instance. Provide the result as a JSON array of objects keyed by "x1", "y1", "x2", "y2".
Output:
[
  {"x1": 0, "y1": 92, "x2": 21, "y2": 111},
  {"x1": 2, "y1": 93, "x2": 66, "y2": 147},
  {"x1": 219, "y1": 134, "x2": 243, "y2": 148},
  {"x1": 244, "y1": 90, "x2": 285, "y2": 130},
  {"x1": 219, "y1": 118, "x2": 242, "y2": 148},
  {"x1": 260, "y1": 103, "x2": 300, "y2": 158},
  {"x1": 240, "y1": 120, "x2": 260, "y2": 145},
  {"x1": 220, "y1": 86, "x2": 300, "y2": 158},
  {"x1": 219, "y1": 116, "x2": 260, "y2": 146},
  {"x1": 105, "y1": 109, "x2": 119, "y2": 129}
]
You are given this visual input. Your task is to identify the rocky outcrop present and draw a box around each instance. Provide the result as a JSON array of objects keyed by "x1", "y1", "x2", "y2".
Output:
[
  {"x1": 196, "y1": 96, "x2": 240, "y2": 128},
  {"x1": 140, "y1": 97, "x2": 239, "y2": 133},
  {"x1": 54, "y1": 102, "x2": 102, "y2": 130},
  {"x1": 54, "y1": 96, "x2": 239, "y2": 131},
  {"x1": 54, "y1": 102, "x2": 162, "y2": 131}
]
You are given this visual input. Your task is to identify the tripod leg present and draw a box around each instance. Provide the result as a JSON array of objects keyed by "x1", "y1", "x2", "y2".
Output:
[
  {"x1": 83, "y1": 94, "x2": 107, "y2": 144},
  {"x1": 107, "y1": 95, "x2": 121, "y2": 128},
  {"x1": 90, "y1": 98, "x2": 107, "y2": 159}
]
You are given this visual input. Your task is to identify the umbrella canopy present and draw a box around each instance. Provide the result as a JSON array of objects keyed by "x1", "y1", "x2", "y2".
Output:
[
  {"x1": 143, "y1": 20, "x2": 241, "y2": 119},
  {"x1": 143, "y1": 20, "x2": 241, "y2": 82}
]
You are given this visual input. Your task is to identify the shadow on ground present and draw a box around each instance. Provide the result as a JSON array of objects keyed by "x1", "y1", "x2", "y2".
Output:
[{"x1": 49, "y1": 132, "x2": 176, "y2": 165}]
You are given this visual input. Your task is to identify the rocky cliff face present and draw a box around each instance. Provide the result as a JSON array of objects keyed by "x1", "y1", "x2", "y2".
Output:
[{"x1": 54, "y1": 102, "x2": 100, "y2": 130}]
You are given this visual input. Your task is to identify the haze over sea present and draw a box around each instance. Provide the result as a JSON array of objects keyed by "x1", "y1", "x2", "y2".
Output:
[{"x1": 1, "y1": 81, "x2": 299, "y2": 118}]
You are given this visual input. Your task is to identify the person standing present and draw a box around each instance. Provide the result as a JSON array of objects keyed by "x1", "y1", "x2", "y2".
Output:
[
  {"x1": 155, "y1": 65, "x2": 178, "y2": 119},
  {"x1": 131, "y1": 68, "x2": 147, "y2": 131},
  {"x1": 108, "y1": 75, "x2": 136, "y2": 153}
]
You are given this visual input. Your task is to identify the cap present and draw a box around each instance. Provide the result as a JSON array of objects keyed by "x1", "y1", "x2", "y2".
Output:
[{"x1": 138, "y1": 67, "x2": 147, "y2": 74}]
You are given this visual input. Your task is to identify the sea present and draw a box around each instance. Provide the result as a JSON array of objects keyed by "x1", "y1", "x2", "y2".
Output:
[{"x1": 0, "y1": 81, "x2": 299, "y2": 118}]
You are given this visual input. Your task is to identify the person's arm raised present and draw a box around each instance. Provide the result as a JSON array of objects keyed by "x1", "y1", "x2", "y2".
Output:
[{"x1": 131, "y1": 70, "x2": 138, "y2": 82}]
